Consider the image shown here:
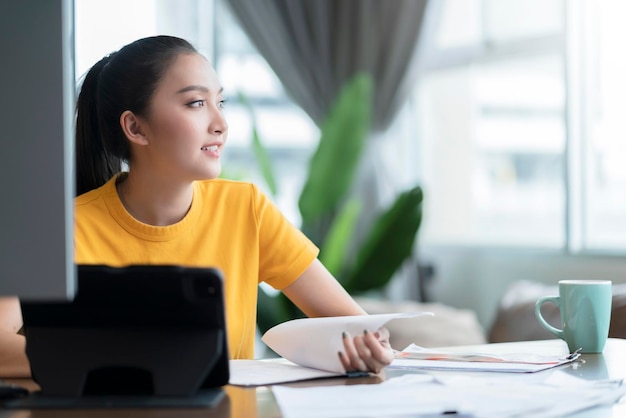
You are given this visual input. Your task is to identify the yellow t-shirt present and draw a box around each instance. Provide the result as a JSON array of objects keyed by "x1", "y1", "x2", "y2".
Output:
[{"x1": 74, "y1": 174, "x2": 319, "y2": 359}]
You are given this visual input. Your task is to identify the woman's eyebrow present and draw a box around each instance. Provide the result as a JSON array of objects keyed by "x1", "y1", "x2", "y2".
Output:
[
  {"x1": 176, "y1": 85, "x2": 224, "y2": 94},
  {"x1": 176, "y1": 85, "x2": 209, "y2": 94}
]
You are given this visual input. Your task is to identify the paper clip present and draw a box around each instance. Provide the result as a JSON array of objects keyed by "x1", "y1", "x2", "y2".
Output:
[{"x1": 565, "y1": 348, "x2": 582, "y2": 361}]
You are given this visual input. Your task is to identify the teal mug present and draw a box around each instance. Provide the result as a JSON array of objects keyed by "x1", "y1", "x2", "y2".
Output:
[{"x1": 535, "y1": 280, "x2": 612, "y2": 353}]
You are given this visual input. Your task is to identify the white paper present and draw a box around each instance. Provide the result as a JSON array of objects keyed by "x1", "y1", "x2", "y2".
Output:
[
  {"x1": 272, "y1": 375, "x2": 457, "y2": 418},
  {"x1": 397, "y1": 343, "x2": 576, "y2": 363},
  {"x1": 390, "y1": 358, "x2": 571, "y2": 373},
  {"x1": 390, "y1": 343, "x2": 579, "y2": 373},
  {"x1": 271, "y1": 371, "x2": 626, "y2": 418},
  {"x1": 262, "y1": 312, "x2": 432, "y2": 373},
  {"x1": 228, "y1": 358, "x2": 342, "y2": 386}
]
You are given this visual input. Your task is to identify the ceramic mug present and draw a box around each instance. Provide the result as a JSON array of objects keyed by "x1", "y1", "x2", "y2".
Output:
[{"x1": 535, "y1": 280, "x2": 612, "y2": 353}]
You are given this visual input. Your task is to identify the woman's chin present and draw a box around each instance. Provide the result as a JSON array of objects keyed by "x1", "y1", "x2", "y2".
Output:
[{"x1": 199, "y1": 164, "x2": 222, "y2": 180}]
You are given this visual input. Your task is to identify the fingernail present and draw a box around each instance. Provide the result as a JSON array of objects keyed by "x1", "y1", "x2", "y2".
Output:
[
  {"x1": 338, "y1": 351, "x2": 343, "y2": 358},
  {"x1": 363, "y1": 329, "x2": 369, "y2": 335},
  {"x1": 342, "y1": 331, "x2": 348, "y2": 339}
]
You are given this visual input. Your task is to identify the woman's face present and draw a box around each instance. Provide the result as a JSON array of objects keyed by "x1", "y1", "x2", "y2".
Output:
[{"x1": 136, "y1": 52, "x2": 228, "y2": 182}]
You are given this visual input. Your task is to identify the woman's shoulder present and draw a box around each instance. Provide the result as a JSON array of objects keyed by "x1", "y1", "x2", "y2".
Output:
[
  {"x1": 74, "y1": 175, "x2": 117, "y2": 210},
  {"x1": 74, "y1": 186, "x2": 106, "y2": 207}
]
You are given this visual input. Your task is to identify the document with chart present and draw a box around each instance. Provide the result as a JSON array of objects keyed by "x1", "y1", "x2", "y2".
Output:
[{"x1": 391, "y1": 343, "x2": 581, "y2": 373}]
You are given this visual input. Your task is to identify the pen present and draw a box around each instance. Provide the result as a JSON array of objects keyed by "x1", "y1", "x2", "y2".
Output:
[
  {"x1": 566, "y1": 348, "x2": 582, "y2": 360},
  {"x1": 345, "y1": 371, "x2": 370, "y2": 378}
]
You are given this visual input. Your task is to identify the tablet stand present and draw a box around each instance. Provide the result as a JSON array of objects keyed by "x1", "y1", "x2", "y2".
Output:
[
  {"x1": 27, "y1": 328, "x2": 223, "y2": 396},
  {"x1": 7, "y1": 265, "x2": 230, "y2": 409}
]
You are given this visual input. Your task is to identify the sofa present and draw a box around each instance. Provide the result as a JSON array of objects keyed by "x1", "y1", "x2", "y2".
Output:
[{"x1": 488, "y1": 281, "x2": 626, "y2": 343}]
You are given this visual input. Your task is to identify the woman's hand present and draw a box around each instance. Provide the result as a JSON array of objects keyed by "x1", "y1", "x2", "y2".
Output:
[
  {"x1": 281, "y1": 260, "x2": 395, "y2": 374},
  {"x1": 338, "y1": 326, "x2": 394, "y2": 374}
]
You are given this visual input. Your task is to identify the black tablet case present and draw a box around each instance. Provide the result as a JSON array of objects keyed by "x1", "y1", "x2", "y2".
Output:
[{"x1": 19, "y1": 265, "x2": 230, "y2": 400}]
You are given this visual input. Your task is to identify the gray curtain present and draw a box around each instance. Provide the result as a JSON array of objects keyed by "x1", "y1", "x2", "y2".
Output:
[{"x1": 224, "y1": 0, "x2": 429, "y2": 132}]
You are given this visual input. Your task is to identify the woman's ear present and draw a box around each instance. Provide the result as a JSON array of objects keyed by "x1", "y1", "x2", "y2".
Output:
[{"x1": 120, "y1": 110, "x2": 149, "y2": 145}]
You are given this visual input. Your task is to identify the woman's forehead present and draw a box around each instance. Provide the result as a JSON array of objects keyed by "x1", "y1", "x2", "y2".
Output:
[{"x1": 160, "y1": 53, "x2": 221, "y2": 93}]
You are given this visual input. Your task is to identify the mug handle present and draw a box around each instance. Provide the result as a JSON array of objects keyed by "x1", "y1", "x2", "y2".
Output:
[{"x1": 534, "y1": 296, "x2": 564, "y2": 339}]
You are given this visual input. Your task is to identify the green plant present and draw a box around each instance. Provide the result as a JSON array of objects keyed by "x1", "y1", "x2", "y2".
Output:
[{"x1": 238, "y1": 74, "x2": 423, "y2": 334}]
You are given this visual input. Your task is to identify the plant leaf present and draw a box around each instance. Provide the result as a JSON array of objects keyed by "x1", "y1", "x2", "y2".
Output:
[
  {"x1": 342, "y1": 186, "x2": 424, "y2": 293},
  {"x1": 318, "y1": 198, "x2": 362, "y2": 278},
  {"x1": 298, "y1": 73, "x2": 372, "y2": 225}
]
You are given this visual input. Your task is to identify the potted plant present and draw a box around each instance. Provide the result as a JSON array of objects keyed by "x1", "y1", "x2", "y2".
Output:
[{"x1": 237, "y1": 73, "x2": 423, "y2": 334}]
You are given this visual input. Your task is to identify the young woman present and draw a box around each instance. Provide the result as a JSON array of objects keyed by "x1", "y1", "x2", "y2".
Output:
[{"x1": 0, "y1": 35, "x2": 392, "y2": 377}]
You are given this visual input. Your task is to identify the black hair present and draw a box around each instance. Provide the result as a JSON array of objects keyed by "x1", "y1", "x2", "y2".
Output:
[{"x1": 75, "y1": 35, "x2": 198, "y2": 196}]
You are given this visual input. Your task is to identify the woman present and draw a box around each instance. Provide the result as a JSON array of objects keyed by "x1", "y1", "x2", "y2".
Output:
[{"x1": 0, "y1": 35, "x2": 392, "y2": 377}]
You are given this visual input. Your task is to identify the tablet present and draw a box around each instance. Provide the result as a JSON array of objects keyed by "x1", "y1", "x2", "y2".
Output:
[{"x1": 20, "y1": 264, "x2": 229, "y2": 402}]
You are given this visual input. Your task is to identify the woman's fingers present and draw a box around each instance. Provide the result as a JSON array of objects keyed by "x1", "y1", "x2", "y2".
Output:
[
  {"x1": 355, "y1": 330, "x2": 381, "y2": 373},
  {"x1": 340, "y1": 331, "x2": 368, "y2": 372},
  {"x1": 358, "y1": 329, "x2": 393, "y2": 373},
  {"x1": 338, "y1": 328, "x2": 394, "y2": 374},
  {"x1": 375, "y1": 326, "x2": 391, "y2": 346},
  {"x1": 338, "y1": 332, "x2": 354, "y2": 371},
  {"x1": 369, "y1": 328, "x2": 394, "y2": 363}
]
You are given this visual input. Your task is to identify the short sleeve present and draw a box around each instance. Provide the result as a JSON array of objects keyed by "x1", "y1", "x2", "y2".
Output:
[{"x1": 252, "y1": 185, "x2": 319, "y2": 290}]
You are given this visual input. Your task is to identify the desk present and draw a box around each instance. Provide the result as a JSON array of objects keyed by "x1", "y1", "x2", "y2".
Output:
[{"x1": 2, "y1": 338, "x2": 626, "y2": 417}]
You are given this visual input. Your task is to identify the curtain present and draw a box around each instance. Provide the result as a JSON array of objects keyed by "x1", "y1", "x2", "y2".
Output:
[{"x1": 224, "y1": 0, "x2": 430, "y2": 132}]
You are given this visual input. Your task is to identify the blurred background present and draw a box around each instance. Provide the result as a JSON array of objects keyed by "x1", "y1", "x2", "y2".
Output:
[{"x1": 74, "y1": 0, "x2": 626, "y2": 343}]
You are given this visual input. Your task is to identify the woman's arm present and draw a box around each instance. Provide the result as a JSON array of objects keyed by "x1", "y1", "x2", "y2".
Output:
[
  {"x1": 281, "y1": 258, "x2": 366, "y2": 318},
  {"x1": 281, "y1": 259, "x2": 393, "y2": 373},
  {"x1": 0, "y1": 297, "x2": 30, "y2": 377}
]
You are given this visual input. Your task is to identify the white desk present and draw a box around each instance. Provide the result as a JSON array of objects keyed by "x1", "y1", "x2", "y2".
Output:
[
  {"x1": 391, "y1": 338, "x2": 626, "y2": 417},
  {"x1": 2, "y1": 338, "x2": 625, "y2": 417}
]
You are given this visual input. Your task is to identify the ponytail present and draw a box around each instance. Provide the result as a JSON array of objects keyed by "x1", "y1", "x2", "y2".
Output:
[{"x1": 75, "y1": 55, "x2": 123, "y2": 196}]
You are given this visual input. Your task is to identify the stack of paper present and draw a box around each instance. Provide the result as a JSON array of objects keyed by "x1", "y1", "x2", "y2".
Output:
[{"x1": 390, "y1": 343, "x2": 581, "y2": 373}]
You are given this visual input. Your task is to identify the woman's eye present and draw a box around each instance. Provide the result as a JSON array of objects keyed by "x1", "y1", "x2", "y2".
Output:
[
  {"x1": 188, "y1": 100, "x2": 206, "y2": 108},
  {"x1": 217, "y1": 99, "x2": 227, "y2": 110}
]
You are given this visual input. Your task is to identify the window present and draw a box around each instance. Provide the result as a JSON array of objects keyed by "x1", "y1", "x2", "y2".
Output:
[
  {"x1": 418, "y1": 54, "x2": 565, "y2": 247},
  {"x1": 75, "y1": 0, "x2": 210, "y2": 80},
  {"x1": 579, "y1": 1, "x2": 626, "y2": 249},
  {"x1": 416, "y1": 0, "x2": 626, "y2": 253}
]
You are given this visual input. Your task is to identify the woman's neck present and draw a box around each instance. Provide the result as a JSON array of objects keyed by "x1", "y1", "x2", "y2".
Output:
[{"x1": 116, "y1": 171, "x2": 194, "y2": 226}]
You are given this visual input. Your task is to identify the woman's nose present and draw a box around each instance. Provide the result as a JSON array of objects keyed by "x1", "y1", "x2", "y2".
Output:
[{"x1": 209, "y1": 106, "x2": 228, "y2": 134}]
